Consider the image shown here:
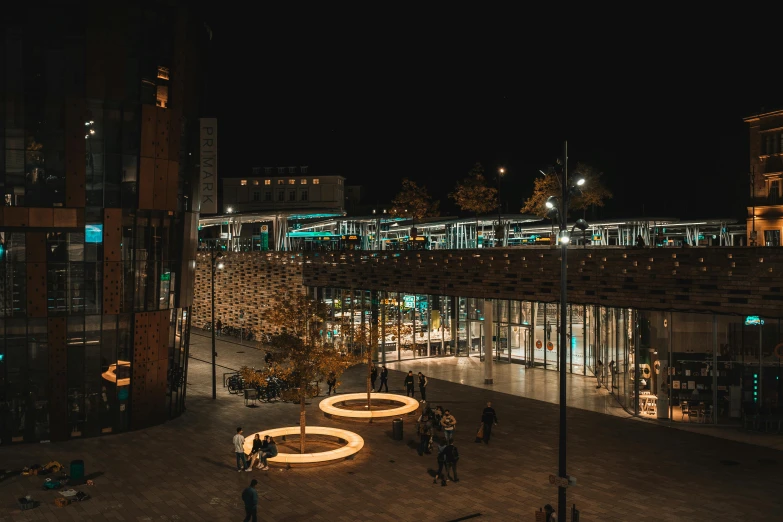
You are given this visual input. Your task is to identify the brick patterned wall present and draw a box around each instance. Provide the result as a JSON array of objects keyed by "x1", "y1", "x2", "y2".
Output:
[
  {"x1": 193, "y1": 252, "x2": 306, "y2": 337},
  {"x1": 196, "y1": 247, "x2": 783, "y2": 324}
]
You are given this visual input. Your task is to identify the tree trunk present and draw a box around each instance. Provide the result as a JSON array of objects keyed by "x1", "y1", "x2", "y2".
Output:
[
  {"x1": 367, "y1": 350, "x2": 372, "y2": 415},
  {"x1": 299, "y1": 393, "x2": 306, "y2": 454}
]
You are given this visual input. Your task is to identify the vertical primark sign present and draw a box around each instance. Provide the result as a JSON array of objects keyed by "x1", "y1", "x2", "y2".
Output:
[{"x1": 199, "y1": 118, "x2": 218, "y2": 214}]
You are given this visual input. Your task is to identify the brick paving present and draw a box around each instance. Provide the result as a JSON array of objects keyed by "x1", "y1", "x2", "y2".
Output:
[{"x1": 2, "y1": 333, "x2": 783, "y2": 521}]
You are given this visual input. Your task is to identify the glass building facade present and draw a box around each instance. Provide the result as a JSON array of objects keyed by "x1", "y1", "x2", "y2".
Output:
[
  {"x1": 0, "y1": 6, "x2": 207, "y2": 444},
  {"x1": 315, "y1": 287, "x2": 783, "y2": 425}
]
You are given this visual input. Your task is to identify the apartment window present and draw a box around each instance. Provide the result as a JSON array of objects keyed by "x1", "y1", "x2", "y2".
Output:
[
  {"x1": 278, "y1": 190, "x2": 284, "y2": 201},
  {"x1": 264, "y1": 167, "x2": 272, "y2": 175},
  {"x1": 289, "y1": 190, "x2": 296, "y2": 201},
  {"x1": 253, "y1": 180, "x2": 259, "y2": 186},
  {"x1": 762, "y1": 132, "x2": 783, "y2": 155},
  {"x1": 765, "y1": 230, "x2": 780, "y2": 247},
  {"x1": 157, "y1": 66, "x2": 170, "y2": 80},
  {"x1": 277, "y1": 179, "x2": 284, "y2": 185},
  {"x1": 265, "y1": 191, "x2": 272, "y2": 201},
  {"x1": 264, "y1": 179, "x2": 271, "y2": 185},
  {"x1": 288, "y1": 179, "x2": 295, "y2": 185},
  {"x1": 288, "y1": 166, "x2": 296, "y2": 173},
  {"x1": 312, "y1": 178, "x2": 320, "y2": 185},
  {"x1": 770, "y1": 180, "x2": 780, "y2": 204},
  {"x1": 301, "y1": 179, "x2": 307, "y2": 185},
  {"x1": 301, "y1": 190, "x2": 308, "y2": 201},
  {"x1": 253, "y1": 191, "x2": 260, "y2": 201},
  {"x1": 277, "y1": 167, "x2": 285, "y2": 174},
  {"x1": 301, "y1": 166, "x2": 308, "y2": 174},
  {"x1": 240, "y1": 180, "x2": 247, "y2": 186}
]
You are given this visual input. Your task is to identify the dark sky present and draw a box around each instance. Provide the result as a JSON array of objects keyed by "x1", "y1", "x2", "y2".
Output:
[{"x1": 207, "y1": 13, "x2": 781, "y2": 221}]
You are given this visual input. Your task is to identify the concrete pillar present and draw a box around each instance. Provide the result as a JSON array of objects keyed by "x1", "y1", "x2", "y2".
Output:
[{"x1": 484, "y1": 298, "x2": 494, "y2": 384}]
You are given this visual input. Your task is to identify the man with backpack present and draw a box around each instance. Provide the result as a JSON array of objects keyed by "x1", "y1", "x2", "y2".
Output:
[
  {"x1": 443, "y1": 440, "x2": 459, "y2": 482},
  {"x1": 377, "y1": 365, "x2": 389, "y2": 392},
  {"x1": 416, "y1": 412, "x2": 433, "y2": 456}
]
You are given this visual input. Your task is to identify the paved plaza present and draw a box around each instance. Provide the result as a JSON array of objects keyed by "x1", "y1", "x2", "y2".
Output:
[{"x1": 2, "y1": 333, "x2": 783, "y2": 521}]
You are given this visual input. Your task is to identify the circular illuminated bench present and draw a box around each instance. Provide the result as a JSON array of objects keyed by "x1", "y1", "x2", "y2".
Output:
[
  {"x1": 243, "y1": 426, "x2": 364, "y2": 467},
  {"x1": 319, "y1": 392, "x2": 420, "y2": 419}
]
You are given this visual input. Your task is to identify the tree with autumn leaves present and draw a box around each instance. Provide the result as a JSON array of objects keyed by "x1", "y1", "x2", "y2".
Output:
[
  {"x1": 520, "y1": 162, "x2": 612, "y2": 218},
  {"x1": 241, "y1": 292, "x2": 358, "y2": 454},
  {"x1": 449, "y1": 162, "x2": 498, "y2": 215},
  {"x1": 390, "y1": 179, "x2": 440, "y2": 223}
]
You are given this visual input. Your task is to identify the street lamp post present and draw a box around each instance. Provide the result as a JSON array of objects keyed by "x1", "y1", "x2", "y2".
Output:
[
  {"x1": 497, "y1": 167, "x2": 505, "y2": 247},
  {"x1": 543, "y1": 141, "x2": 588, "y2": 519},
  {"x1": 210, "y1": 246, "x2": 224, "y2": 400}
]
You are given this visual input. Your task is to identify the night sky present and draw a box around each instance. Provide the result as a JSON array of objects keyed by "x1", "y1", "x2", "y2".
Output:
[{"x1": 207, "y1": 14, "x2": 780, "y2": 221}]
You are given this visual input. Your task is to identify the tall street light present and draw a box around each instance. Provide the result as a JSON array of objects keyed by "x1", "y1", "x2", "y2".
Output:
[
  {"x1": 496, "y1": 167, "x2": 505, "y2": 247},
  {"x1": 210, "y1": 245, "x2": 224, "y2": 400},
  {"x1": 543, "y1": 141, "x2": 587, "y2": 519}
]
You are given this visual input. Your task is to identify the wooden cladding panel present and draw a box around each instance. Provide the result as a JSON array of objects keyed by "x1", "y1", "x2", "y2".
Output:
[
  {"x1": 26, "y1": 232, "x2": 47, "y2": 263},
  {"x1": 155, "y1": 107, "x2": 170, "y2": 160},
  {"x1": 102, "y1": 261, "x2": 121, "y2": 315},
  {"x1": 48, "y1": 317, "x2": 68, "y2": 442},
  {"x1": 131, "y1": 312, "x2": 149, "y2": 430},
  {"x1": 65, "y1": 98, "x2": 86, "y2": 208},
  {"x1": 138, "y1": 157, "x2": 155, "y2": 210},
  {"x1": 103, "y1": 208, "x2": 122, "y2": 262},
  {"x1": 166, "y1": 161, "x2": 179, "y2": 211},
  {"x1": 53, "y1": 208, "x2": 78, "y2": 228},
  {"x1": 153, "y1": 160, "x2": 167, "y2": 210},
  {"x1": 140, "y1": 104, "x2": 157, "y2": 159},
  {"x1": 3, "y1": 207, "x2": 29, "y2": 227},
  {"x1": 26, "y1": 233, "x2": 47, "y2": 318},
  {"x1": 29, "y1": 208, "x2": 53, "y2": 228}
]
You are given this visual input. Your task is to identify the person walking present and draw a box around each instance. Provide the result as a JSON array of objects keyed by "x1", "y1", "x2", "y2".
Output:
[
  {"x1": 377, "y1": 365, "x2": 389, "y2": 392},
  {"x1": 370, "y1": 364, "x2": 378, "y2": 391},
  {"x1": 443, "y1": 440, "x2": 460, "y2": 482},
  {"x1": 595, "y1": 359, "x2": 604, "y2": 389},
  {"x1": 441, "y1": 409, "x2": 456, "y2": 443},
  {"x1": 216, "y1": 318, "x2": 223, "y2": 336},
  {"x1": 241, "y1": 479, "x2": 259, "y2": 522},
  {"x1": 259, "y1": 436, "x2": 278, "y2": 470},
  {"x1": 481, "y1": 402, "x2": 498, "y2": 444},
  {"x1": 234, "y1": 427, "x2": 249, "y2": 472},
  {"x1": 404, "y1": 371, "x2": 415, "y2": 398},
  {"x1": 416, "y1": 412, "x2": 433, "y2": 456},
  {"x1": 418, "y1": 372, "x2": 428, "y2": 400},
  {"x1": 433, "y1": 439, "x2": 448, "y2": 486},
  {"x1": 326, "y1": 372, "x2": 337, "y2": 396}
]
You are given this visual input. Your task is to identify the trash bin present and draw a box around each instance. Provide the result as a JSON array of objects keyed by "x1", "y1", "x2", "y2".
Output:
[
  {"x1": 69, "y1": 460, "x2": 84, "y2": 482},
  {"x1": 392, "y1": 418, "x2": 403, "y2": 440}
]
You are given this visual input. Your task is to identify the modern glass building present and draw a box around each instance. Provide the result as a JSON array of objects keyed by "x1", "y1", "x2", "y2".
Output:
[
  {"x1": 316, "y1": 289, "x2": 782, "y2": 427},
  {"x1": 0, "y1": 5, "x2": 208, "y2": 443}
]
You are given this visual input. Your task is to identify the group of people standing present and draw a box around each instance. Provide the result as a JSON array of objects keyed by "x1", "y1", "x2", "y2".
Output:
[{"x1": 416, "y1": 403, "x2": 460, "y2": 486}]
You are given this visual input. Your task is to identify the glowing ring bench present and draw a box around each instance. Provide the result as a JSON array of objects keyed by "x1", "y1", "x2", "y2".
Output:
[
  {"x1": 243, "y1": 426, "x2": 364, "y2": 466},
  {"x1": 319, "y1": 392, "x2": 420, "y2": 419}
]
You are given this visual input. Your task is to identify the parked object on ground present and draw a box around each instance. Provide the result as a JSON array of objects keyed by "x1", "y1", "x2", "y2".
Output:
[
  {"x1": 17, "y1": 496, "x2": 39, "y2": 510},
  {"x1": 69, "y1": 460, "x2": 85, "y2": 482},
  {"x1": 54, "y1": 497, "x2": 70, "y2": 507}
]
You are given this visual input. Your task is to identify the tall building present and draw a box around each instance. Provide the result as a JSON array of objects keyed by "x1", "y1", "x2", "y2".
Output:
[
  {"x1": 745, "y1": 109, "x2": 783, "y2": 246},
  {"x1": 0, "y1": 5, "x2": 209, "y2": 443}
]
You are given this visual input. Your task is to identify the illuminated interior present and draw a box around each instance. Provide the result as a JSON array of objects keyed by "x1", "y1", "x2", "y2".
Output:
[{"x1": 101, "y1": 360, "x2": 131, "y2": 387}]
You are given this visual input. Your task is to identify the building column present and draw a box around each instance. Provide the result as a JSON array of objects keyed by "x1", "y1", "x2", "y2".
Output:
[{"x1": 484, "y1": 298, "x2": 494, "y2": 384}]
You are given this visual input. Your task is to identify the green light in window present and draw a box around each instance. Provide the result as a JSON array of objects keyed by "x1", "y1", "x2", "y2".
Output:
[{"x1": 754, "y1": 391, "x2": 758, "y2": 396}]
